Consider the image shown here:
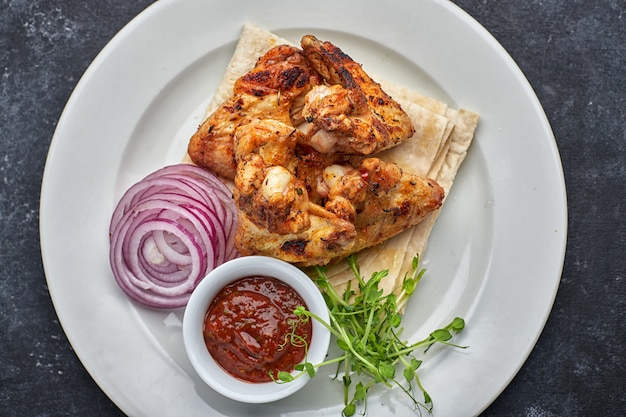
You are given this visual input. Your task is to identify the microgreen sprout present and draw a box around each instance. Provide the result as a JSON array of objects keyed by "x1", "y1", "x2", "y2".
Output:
[{"x1": 276, "y1": 254, "x2": 467, "y2": 416}]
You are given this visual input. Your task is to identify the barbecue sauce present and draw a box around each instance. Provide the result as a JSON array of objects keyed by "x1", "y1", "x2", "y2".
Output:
[{"x1": 202, "y1": 276, "x2": 312, "y2": 382}]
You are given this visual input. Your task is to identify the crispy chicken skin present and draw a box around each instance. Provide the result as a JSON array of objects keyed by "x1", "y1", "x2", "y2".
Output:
[
  {"x1": 300, "y1": 35, "x2": 415, "y2": 155},
  {"x1": 187, "y1": 45, "x2": 322, "y2": 178},
  {"x1": 342, "y1": 158, "x2": 444, "y2": 257},
  {"x1": 233, "y1": 119, "x2": 357, "y2": 264},
  {"x1": 235, "y1": 211, "x2": 358, "y2": 266},
  {"x1": 234, "y1": 119, "x2": 310, "y2": 235},
  {"x1": 310, "y1": 157, "x2": 444, "y2": 264},
  {"x1": 231, "y1": 120, "x2": 443, "y2": 266}
]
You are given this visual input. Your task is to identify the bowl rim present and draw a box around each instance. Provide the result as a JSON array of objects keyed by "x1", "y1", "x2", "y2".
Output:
[{"x1": 182, "y1": 255, "x2": 331, "y2": 403}]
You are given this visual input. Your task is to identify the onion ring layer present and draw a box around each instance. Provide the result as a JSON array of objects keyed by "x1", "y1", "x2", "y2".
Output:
[{"x1": 109, "y1": 164, "x2": 239, "y2": 308}]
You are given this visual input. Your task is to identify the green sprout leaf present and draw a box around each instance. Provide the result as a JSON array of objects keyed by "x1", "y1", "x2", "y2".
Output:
[
  {"x1": 451, "y1": 317, "x2": 466, "y2": 331},
  {"x1": 277, "y1": 371, "x2": 294, "y2": 382},
  {"x1": 278, "y1": 253, "x2": 467, "y2": 416},
  {"x1": 354, "y1": 382, "x2": 368, "y2": 401},
  {"x1": 342, "y1": 403, "x2": 356, "y2": 417},
  {"x1": 430, "y1": 329, "x2": 453, "y2": 342}
]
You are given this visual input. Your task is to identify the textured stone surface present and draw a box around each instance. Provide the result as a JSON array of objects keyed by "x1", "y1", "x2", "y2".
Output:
[{"x1": 1, "y1": 1, "x2": 624, "y2": 416}]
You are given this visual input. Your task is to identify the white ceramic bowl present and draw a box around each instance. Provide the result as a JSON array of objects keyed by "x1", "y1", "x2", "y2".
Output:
[{"x1": 182, "y1": 256, "x2": 331, "y2": 403}]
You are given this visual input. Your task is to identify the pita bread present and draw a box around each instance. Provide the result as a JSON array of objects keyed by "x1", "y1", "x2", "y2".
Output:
[{"x1": 187, "y1": 23, "x2": 479, "y2": 300}]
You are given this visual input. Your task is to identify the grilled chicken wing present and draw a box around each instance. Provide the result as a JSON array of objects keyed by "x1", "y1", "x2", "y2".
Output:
[
  {"x1": 231, "y1": 120, "x2": 443, "y2": 266},
  {"x1": 234, "y1": 119, "x2": 309, "y2": 235},
  {"x1": 335, "y1": 158, "x2": 444, "y2": 257},
  {"x1": 187, "y1": 44, "x2": 322, "y2": 178},
  {"x1": 188, "y1": 35, "x2": 444, "y2": 266},
  {"x1": 233, "y1": 119, "x2": 357, "y2": 264},
  {"x1": 300, "y1": 35, "x2": 415, "y2": 155},
  {"x1": 310, "y1": 157, "x2": 444, "y2": 264}
]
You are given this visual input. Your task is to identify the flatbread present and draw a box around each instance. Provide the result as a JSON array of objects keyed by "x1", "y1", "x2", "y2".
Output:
[{"x1": 187, "y1": 23, "x2": 480, "y2": 299}]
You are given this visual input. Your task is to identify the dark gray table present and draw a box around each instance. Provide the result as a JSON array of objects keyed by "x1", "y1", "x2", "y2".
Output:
[{"x1": 1, "y1": 1, "x2": 624, "y2": 416}]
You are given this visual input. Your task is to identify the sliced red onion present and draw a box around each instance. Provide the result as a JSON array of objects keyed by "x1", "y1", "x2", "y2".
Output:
[{"x1": 109, "y1": 164, "x2": 239, "y2": 308}]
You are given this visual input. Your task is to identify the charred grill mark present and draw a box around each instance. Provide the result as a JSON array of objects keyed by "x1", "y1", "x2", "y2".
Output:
[
  {"x1": 382, "y1": 201, "x2": 411, "y2": 217},
  {"x1": 339, "y1": 67, "x2": 357, "y2": 89},
  {"x1": 320, "y1": 42, "x2": 352, "y2": 66},
  {"x1": 371, "y1": 95, "x2": 386, "y2": 106},
  {"x1": 242, "y1": 70, "x2": 271, "y2": 85},
  {"x1": 224, "y1": 98, "x2": 245, "y2": 113},
  {"x1": 295, "y1": 73, "x2": 310, "y2": 88},
  {"x1": 279, "y1": 67, "x2": 306, "y2": 89},
  {"x1": 281, "y1": 240, "x2": 307, "y2": 255},
  {"x1": 320, "y1": 239, "x2": 337, "y2": 251},
  {"x1": 399, "y1": 200, "x2": 411, "y2": 216},
  {"x1": 369, "y1": 182, "x2": 381, "y2": 196},
  {"x1": 320, "y1": 237, "x2": 338, "y2": 251}
]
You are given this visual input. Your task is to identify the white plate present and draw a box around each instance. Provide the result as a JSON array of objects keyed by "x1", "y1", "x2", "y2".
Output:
[{"x1": 40, "y1": 0, "x2": 567, "y2": 416}]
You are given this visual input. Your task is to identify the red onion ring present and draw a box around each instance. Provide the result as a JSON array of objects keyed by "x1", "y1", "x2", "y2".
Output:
[{"x1": 109, "y1": 164, "x2": 239, "y2": 308}]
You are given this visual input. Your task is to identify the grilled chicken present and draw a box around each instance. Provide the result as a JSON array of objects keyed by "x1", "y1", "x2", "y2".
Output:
[
  {"x1": 189, "y1": 35, "x2": 443, "y2": 266},
  {"x1": 234, "y1": 119, "x2": 310, "y2": 235},
  {"x1": 187, "y1": 44, "x2": 322, "y2": 178},
  {"x1": 232, "y1": 120, "x2": 443, "y2": 266},
  {"x1": 233, "y1": 119, "x2": 357, "y2": 265},
  {"x1": 300, "y1": 35, "x2": 415, "y2": 155},
  {"x1": 333, "y1": 158, "x2": 444, "y2": 258}
]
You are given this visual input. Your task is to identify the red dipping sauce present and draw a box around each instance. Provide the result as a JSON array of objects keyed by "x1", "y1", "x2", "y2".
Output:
[{"x1": 202, "y1": 275, "x2": 312, "y2": 383}]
